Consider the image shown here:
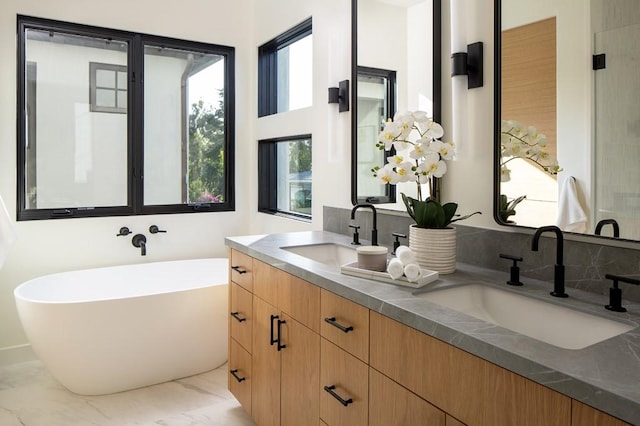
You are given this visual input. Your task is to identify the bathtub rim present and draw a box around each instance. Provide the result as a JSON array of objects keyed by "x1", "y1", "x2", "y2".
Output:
[{"x1": 14, "y1": 257, "x2": 229, "y2": 305}]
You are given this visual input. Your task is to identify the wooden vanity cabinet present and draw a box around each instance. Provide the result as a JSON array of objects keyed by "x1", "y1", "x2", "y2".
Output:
[
  {"x1": 320, "y1": 289, "x2": 369, "y2": 362},
  {"x1": 228, "y1": 250, "x2": 254, "y2": 413},
  {"x1": 229, "y1": 251, "x2": 633, "y2": 426},
  {"x1": 320, "y1": 339, "x2": 368, "y2": 426},
  {"x1": 369, "y1": 311, "x2": 571, "y2": 426},
  {"x1": 369, "y1": 367, "x2": 445, "y2": 426},
  {"x1": 250, "y1": 261, "x2": 320, "y2": 426}
]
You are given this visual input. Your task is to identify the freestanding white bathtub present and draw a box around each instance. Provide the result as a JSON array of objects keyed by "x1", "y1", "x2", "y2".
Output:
[{"x1": 14, "y1": 258, "x2": 228, "y2": 395}]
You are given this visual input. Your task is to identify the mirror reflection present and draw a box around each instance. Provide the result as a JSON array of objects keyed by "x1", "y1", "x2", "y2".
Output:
[
  {"x1": 497, "y1": 0, "x2": 640, "y2": 241},
  {"x1": 352, "y1": 0, "x2": 440, "y2": 207}
]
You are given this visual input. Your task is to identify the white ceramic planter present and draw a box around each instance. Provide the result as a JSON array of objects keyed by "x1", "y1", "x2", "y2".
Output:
[{"x1": 409, "y1": 225, "x2": 457, "y2": 274}]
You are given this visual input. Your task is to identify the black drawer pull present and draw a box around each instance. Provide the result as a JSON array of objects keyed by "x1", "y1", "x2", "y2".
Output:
[
  {"x1": 231, "y1": 265, "x2": 248, "y2": 274},
  {"x1": 276, "y1": 319, "x2": 287, "y2": 351},
  {"x1": 230, "y1": 312, "x2": 246, "y2": 322},
  {"x1": 324, "y1": 385, "x2": 353, "y2": 406},
  {"x1": 230, "y1": 369, "x2": 246, "y2": 382},
  {"x1": 324, "y1": 317, "x2": 354, "y2": 333},
  {"x1": 270, "y1": 315, "x2": 278, "y2": 345}
]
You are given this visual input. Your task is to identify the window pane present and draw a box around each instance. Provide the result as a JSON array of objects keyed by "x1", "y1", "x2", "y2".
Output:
[
  {"x1": 24, "y1": 28, "x2": 128, "y2": 209},
  {"x1": 277, "y1": 34, "x2": 312, "y2": 113},
  {"x1": 95, "y1": 69, "x2": 115, "y2": 88},
  {"x1": 116, "y1": 90, "x2": 127, "y2": 109},
  {"x1": 143, "y1": 45, "x2": 226, "y2": 206},
  {"x1": 117, "y1": 71, "x2": 127, "y2": 89},
  {"x1": 96, "y1": 88, "x2": 116, "y2": 107}
]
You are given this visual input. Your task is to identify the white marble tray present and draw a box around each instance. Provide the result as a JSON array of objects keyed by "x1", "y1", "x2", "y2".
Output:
[{"x1": 340, "y1": 261, "x2": 439, "y2": 288}]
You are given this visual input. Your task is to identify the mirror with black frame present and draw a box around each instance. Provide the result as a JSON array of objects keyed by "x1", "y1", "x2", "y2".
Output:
[
  {"x1": 495, "y1": 0, "x2": 640, "y2": 242},
  {"x1": 351, "y1": 0, "x2": 441, "y2": 207}
]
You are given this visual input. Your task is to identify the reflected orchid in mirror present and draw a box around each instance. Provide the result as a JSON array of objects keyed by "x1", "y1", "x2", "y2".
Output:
[{"x1": 500, "y1": 120, "x2": 562, "y2": 182}]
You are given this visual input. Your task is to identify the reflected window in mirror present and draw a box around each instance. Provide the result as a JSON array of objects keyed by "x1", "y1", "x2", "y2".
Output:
[
  {"x1": 352, "y1": 0, "x2": 441, "y2": 207},
  {"x1": 356, "y1": 66, "x2": 396, "y2": 204},
  {"x1": 495, "y1": 0, "x2": 640, "y2": 242}
]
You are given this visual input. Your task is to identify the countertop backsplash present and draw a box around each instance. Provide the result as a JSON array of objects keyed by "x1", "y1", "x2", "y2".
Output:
[{"x1": 323, "y1": 206, "x2": 640, "y2": 303}]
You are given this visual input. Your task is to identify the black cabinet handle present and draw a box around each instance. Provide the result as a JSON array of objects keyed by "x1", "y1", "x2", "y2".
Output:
[
  {"x1": 276, "y1": 319, "x2": 287, "y2": 351},
  {"x1": 270, "y1": 315, "x2": 278, "y2": 346},
  {"x1": 231, "y1": 265, "x2": 248, "y2": 274},
  {"x1": 230, "y1": 369, "x2": 245, "y2": 383},
  {"x1": 324, "y1": 385, "x2": 353, "y2": 406},
  {"x1": 324, "y1": 317, "x2": 354, "y2": 333},
  {"x1": 230, "y1": 312, "x2": 246, "y2": 322}
]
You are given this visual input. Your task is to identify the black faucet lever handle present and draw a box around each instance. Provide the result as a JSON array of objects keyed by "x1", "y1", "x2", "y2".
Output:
[
  {"x1": 149, "y1": 225, "x2": 167, "y2": 234},
  {"x1": 604, "y1": 274, "x2": 640, "y2": 313},
  {"x1": 391, "y1": 233, "x2": 407, "y2": 255},
  {"x1": 499, "y1": 253, "x2": 524, "y2": 286}
]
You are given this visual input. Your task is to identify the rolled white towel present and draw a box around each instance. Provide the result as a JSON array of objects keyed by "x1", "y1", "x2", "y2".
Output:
[
  {"x1": 387, "y1": 258, "x2": 404, "y2": 280},
  {"x1": 395, "y1": 245, "x2": 416, "y2": 265},
  {"x1": 404, "y1": 263, "x2": 423, "y2": 283}
]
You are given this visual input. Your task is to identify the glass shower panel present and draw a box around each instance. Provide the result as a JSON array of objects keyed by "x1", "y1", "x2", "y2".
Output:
[{"x1": 594, "y1": 24, "x2": 640, "y2": 240}]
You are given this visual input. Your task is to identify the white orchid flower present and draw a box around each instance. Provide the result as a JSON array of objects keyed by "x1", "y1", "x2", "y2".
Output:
[
  {"x1": 417, "y1": 152, "x2": 447, "y2": 178},
  {"x1": 409, "y1": 142, "x2": 428, "y2": 160},
  {"x1": 412, "y1": 111, "x2": 430, "y2": 125},
  {"x1": 423, "y1": 121, "x2": 444, "y2": 140},
  {"x1": 429, "y1": 140, "x2": 454, "y2": 160},
  {"x1": 377, "y1": 164, "x2": 399, "y2": 185},
  {"x1": 394, "y1": 161, "x2": 414, "y2": 183}
]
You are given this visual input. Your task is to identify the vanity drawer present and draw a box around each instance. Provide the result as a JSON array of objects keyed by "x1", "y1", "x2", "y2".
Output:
[
  {"x1": 230, "y1": 282, "x2": 252, "y2": 352},
  {"x1": 320, "y1": 339, "x2": 368, "y2": 426},
  {"x1": 229, "y1": 338, "x2": 252, "y2": 414},
  {"x1": 320, "y1": 289, "x2": 369, "y2": 362},
  {"x1": 230, "y1": 249, "x2": 253, "y2": 292},
  {"x1": 369, "y1": 368, "x2": 445, "y2": 426},
  {"x1": 279, "y1": 271, "x2": 321, "y2": 333}
]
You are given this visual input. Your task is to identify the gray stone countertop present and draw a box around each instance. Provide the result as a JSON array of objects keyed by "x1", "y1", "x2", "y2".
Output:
[{"x1": 225, "y1": 230, "x2": 640, "y2": 425}]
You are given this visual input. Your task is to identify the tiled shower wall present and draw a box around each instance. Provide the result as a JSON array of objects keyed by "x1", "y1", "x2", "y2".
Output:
[{"x1": 323, "y1": 206, "x2": 640, "y2": 303}]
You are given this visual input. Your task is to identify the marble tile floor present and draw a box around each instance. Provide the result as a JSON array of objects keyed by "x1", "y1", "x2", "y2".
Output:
[{"x1": 0, "y1": 360, "x2": 256, "y2": 425}]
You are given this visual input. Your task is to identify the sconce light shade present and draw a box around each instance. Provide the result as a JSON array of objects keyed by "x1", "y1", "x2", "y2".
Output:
[
  {"x1": 451, "y1": 42, "x2": 483, "y2": 89},
  {"x1": 328, "y1": 79, "x2": 350, "y2": 112}
]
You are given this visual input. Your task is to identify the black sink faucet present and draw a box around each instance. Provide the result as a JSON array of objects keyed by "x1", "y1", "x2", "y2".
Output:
[
  {"x1": 531, "y1": 225, "x2": 568, "y2": 298},
  {"x1": 350, "y1": 204, "x2": 378, "y2": 246},
  {"x1": 595, "y1": 219, "x2": 620, "y2": 238}
]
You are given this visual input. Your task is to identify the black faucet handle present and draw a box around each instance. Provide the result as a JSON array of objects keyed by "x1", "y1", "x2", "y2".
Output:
[
  {"x1": 149, "y1": 225, "x2": 167, "y2": 234},
  {"x1": 348, "y1": 224, "x2": 361, "y2": 245},
  {"x1": 499, "y1": 253, "x2": 524, "y2": 286},
  {"x1": 604, "y1": 274, "x2": 640, "y2": 312},
  {"x1": 391, "y1": 233, "x2": 407, "y2": 255},
  {"x1": 116, "y1": 226, "x2": 131, "y2": 237}
]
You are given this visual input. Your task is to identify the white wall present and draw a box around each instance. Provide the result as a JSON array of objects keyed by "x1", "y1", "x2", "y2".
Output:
[
  {"x1": 0, "y1": 0, "x2": 504, "y2": 358},
  {"x1": 251, "y1": 0, "x2": 353, "y2": 234},
  {"x1": 0, "y1": 0, "x2": 257, "y2": 355}
]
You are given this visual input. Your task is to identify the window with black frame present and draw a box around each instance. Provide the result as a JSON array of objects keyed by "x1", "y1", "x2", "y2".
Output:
[
  {"x1": 258, "y1": 18, "x2": 312, "y2": 117},
  {"x1": 258, "y1": 135, "x2": 312, "y2": 219},
  {"x1": 17, "y1": 15, "x2": 235, "y2": 220}
]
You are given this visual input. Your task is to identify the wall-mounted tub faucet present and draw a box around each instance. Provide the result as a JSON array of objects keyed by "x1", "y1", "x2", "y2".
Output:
[
  {"x1": 350, "y1": 204, "x2": 378, "y2": 246},
  {"x1": 595, "y1": 219, "x2": 620, "y2": 238},
  {"x1": 531, "y1": 225, "x2": 568, "y2": 298},
  {"x1": 132, "y1": 234, "x2": 147, "y2": 256}
]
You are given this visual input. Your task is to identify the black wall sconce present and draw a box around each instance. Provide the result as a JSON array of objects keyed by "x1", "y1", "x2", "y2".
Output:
[
  {"x1": 451, "y1": 42, "x2": 483, "y2": 89},
  {"x1": 328, "y1": 79, "x2": 349, "y2": 112}
]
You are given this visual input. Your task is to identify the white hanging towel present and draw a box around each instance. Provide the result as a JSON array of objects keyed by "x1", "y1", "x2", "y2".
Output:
[
  {"x1": 556, "y1": 176, "x2": 588, "y2": 233},
  {"x1": 0, "y1": 194, "x2": 17, "y2": 268}
]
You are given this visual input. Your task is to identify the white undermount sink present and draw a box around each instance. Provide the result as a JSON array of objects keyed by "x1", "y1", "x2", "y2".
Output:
[
  {"x1": 281, "y1": 243, "x2": 357, "y2": 268},
  {"x1": 419, "y1": 284, "x2": 635, "y2": 350}
]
